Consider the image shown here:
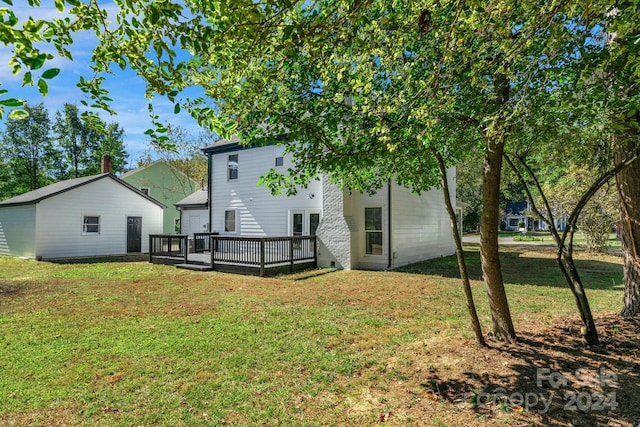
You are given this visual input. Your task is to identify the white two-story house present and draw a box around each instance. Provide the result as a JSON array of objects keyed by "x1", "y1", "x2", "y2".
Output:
[{"x1": 203, "y1": 137, "x2": 456, "y2": 270}]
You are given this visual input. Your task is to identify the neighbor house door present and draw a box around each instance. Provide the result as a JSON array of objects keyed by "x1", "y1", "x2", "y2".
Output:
[{"x1": 127, "y1": 216, "x2": 142, "y2": 252}]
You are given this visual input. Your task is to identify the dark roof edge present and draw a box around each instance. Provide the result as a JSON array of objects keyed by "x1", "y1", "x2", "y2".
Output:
[
  {"x1": 202, "y1": 142, "x2": 241, "y2": 155},
  {"x1": 0, "y1": 174, "x2": 167, "y2": 209},
  {"x1": 0, "y1": 174, "x2": 109, "y2": 207}
]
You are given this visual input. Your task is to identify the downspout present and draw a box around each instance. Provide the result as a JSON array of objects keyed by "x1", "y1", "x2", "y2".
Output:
[
  {"x1": 207, "y1": 152, "x2": 212, "y2": 232},
  {"x1": 387, "y1": 180, "x2": 392, "y2": 269}
]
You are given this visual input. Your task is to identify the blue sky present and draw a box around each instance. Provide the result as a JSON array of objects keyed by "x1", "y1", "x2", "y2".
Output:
[{"x1": 0, "y1": 1, "x2": 208, "y2": 168}]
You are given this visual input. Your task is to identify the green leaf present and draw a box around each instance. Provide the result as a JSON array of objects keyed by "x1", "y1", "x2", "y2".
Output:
[
  {"x1": 8, "y1": 109, "x2": 29, "y2": 119},
  {"x1": 1, "y1": 0, "x2": 13, "y2": 5},
  {"x1": 41, "y1": 68, "x2": 60, "y2": 79},
  {"x1": 0, "y1": 98, "x2": 25, "y2": 107},
  {"x1": 144, "y1": 129, "x2": 154, "y2": 135},
  {"x1": 54, "y1": 0, "x2": 63, "y2": 12},
  {"x1": 174, "y1": 103, "x2": 181, "y2": 114},
  {"x1": 37, "y1": 78, "x2": 48, "y2": 96},
  {"x1": 30, "y1": 54, "x2": 48, "y2": 70}
]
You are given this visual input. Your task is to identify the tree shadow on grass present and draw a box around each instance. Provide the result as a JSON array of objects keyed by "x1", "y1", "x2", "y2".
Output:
[
  {"x1": 397, "y1": 246, "x2": 624, "y2": 291},
  {"x1": 417, "y1": 316, "x2": 640, "y2": 426}
]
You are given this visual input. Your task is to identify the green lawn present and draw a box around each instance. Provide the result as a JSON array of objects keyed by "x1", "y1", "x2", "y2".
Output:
[{"x1": 0, "y1": 247, "x2": 627, "y2": 426}]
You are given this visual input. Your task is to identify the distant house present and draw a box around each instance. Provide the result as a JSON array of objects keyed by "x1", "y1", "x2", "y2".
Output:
[
  {"x1": 121, "y1": 160, "x2": 199, "y2": 233},
  {"x1": 202, "y1": 138, "x2": 456, "y2": 270},
  {"x1": 0, "y1": 157, "x2": 165, "y2": 260},
  {"x1": 175, "y1": 188, "x2": 208, "y2": 238},
  {"x1": 503, "y1": 200, "x2": 547, "y2": 231}
]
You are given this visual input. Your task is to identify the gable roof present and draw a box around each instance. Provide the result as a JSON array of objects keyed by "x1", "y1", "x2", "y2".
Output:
[
  {"x1": 0, "y1": 173, "x2": 167, "y2": 208},
  {"x1": 504, "y1": 201, "x2": 528, "y2": 216},
  {"x1": 120, "y1": 159, "x2": 199, "y2": 186},
  {"x1": 175, "y1": 189, "x2": 208, "y2": 207}
]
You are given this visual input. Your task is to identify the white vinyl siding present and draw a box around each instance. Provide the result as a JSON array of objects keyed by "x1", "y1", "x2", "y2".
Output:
[
  {"x1": 34, "y1": 177, "x2": 163, "y2": 259},
  {"x1": 389, "y1": 172, "x2": 455, "y2": 268},
  {"x1": 210, "y1": 145, "x2": 322, "y2": 236},
  {"x1": 0, "y1": 205, "x2": 37, "y2": 258},
  {"x1": 180, "y1": 209, "x2": 208, "y2": 237},
  {"x1": 341, "y1": 167, "x2": 455, "y2": 270}
]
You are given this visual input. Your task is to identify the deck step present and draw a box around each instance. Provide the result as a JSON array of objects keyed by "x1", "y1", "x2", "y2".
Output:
[{"x1": 175, "y1": 263, "x2": 213, "y2": 271}]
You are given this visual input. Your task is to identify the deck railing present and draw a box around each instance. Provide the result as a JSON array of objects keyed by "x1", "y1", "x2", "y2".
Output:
[
  {"x1": 148, "y1": 234, "x2": 188, "y2": 264},
  {"x1": 193, "y1": 232, "x2": 219, "y2": 253},
  {"x1": 210, "y1": 235, "x2": 316, "y2": 276},
  {"x1": 149, "y1": 234, "x2": 317, "y2": 276}
]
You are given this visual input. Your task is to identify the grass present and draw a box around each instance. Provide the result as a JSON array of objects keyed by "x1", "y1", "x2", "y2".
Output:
[
  {"x1": 0, "y1": 246, "x2": 628, "y2": 426},
  {"x1": 497, "y1": 231, "x2": 622, "y2": 250}
]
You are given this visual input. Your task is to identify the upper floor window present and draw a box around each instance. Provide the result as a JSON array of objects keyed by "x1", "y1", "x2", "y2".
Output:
[
  {"x1": 228, "y1": 154, "x2": 238, "y2": 180},
  {"x1": 274, "y1": 146, "x2": 284, "y2": 167},
  {"x1": 83, "y1": 215, "x2": 100, "y2": 235},
  {"x1": 139, "y1": 187, "x2": 150, "y2": 196}
]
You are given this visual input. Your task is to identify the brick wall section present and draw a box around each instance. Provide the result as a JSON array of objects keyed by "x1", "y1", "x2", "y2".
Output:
[{"x1": 316, "y1": 177, "x2": 352, "y2": 269}]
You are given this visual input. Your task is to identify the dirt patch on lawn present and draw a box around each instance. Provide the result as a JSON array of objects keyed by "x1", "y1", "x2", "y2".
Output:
[{"x1": 353, "y1": 314, "x2": 640, "y2": 426}]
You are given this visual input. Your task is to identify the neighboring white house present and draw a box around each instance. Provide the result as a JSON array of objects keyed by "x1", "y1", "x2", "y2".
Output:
[
  {"x1": 175, "y1": 188, "x2": 209, "y2": 238},
  {"x1": 203, "y1": 138, "x2": 456, "y2": 270},
  {"x1": 0, "y1": 173, "x2": 165, "y2": 260},
  {"x1": 503, "y1": 200, "x2": 550, "y2": 231}
]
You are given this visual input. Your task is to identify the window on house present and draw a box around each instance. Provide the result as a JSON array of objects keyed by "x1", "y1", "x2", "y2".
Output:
[
  {"x1": 225, "y1": 210, "x2": 236, "y2": 233},
  {"x1": 228, "y1": 154, "x2": 238, "y2": 180},
  {"x1": 274, "y1": 146, "x2": 284, "y2": 167},
  {"x1": 83, "y1": 216, "x2": 100, "y2": 234},
  {"x1": 139, "y1": 187, "x2": 150, "y2": 196},
  {"x1": 509, "y1": 218, "x2": 519, "y2": 227},
  {"x1": 174, "y1": 217, "x2": 180, "y2": 233},
  {"x1": 364, "y1": 207, "x2": 383, "y2": 255}
]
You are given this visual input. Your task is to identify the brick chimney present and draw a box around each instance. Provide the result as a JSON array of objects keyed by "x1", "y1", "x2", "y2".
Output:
[{"x1": 101, "y1": 152, "x2": 113, "y2": 174}]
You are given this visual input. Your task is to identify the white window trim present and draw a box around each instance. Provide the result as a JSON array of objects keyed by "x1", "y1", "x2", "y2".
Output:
[
  {"x1": 364, "y1": 206, "x2": 385, "y2": 257},
  {"x1": 224, "y1": 209, "x2": 237, "y2": 233},
  {"x1": 288, "y1": 209, "x2": 322, "y2": 236},
  {"x1": 82, "y1": 215, "x2": 101, "y2": 235}
]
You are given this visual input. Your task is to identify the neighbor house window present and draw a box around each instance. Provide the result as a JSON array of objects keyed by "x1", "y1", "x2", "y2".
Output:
[
  {"x1": 365, "y1": 207, "x2": 383, "y2": 255},
  {"x1": 83, "y1": 215, "x2": 100, "y2": 234},
  {"x1": 228, "y1": 154, "x2": 238, "y2": 180},
  {"x1": 139, "y1": 187, "x2": 150, "y2": 196},
  {"x1": 274, "y1": 146, "x2": 284, "y2": 167},
  {"x1": 509, "y1": 218, "x2": 519, "y2": 227},
  {"x1": 225, "y1": 210, "x2": 236, "y2": 233}
]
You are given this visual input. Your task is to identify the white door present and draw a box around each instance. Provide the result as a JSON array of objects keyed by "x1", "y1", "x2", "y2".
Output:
[{"x1": 289, "y1": 210, "x2": 322, "y2": 236}]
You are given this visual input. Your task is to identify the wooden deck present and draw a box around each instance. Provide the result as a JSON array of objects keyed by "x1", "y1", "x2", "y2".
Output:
[{"x1": 149, "y1": 234, "x2": 317, "y2": 276}]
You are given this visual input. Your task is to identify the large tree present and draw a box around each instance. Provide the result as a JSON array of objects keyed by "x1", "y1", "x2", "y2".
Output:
[{"x1": 1, "y1": 103, "x2": 59, "y2": 196}]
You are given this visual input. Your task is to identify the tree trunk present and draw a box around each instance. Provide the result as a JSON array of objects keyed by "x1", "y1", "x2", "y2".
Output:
[
  {"x1": 615, "y1": 133, "x2": 640, "y2": 317},
  {"x1": 556, "y1": 250, "x2": 600, "y2": 345},
  {"x1": 480, "y1": 134, "x2": 516, "y2": 340},
  {"x1": 434, "y1": 150, "x2": 486, "y2": 346}
]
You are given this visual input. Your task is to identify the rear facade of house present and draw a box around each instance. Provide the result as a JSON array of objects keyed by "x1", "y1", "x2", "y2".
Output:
[{"x1": 204, "y1": 141, "x2": 455, "y2": 270}]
